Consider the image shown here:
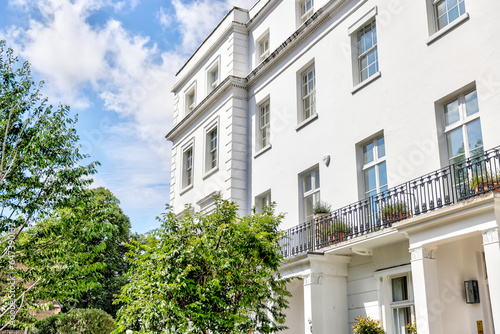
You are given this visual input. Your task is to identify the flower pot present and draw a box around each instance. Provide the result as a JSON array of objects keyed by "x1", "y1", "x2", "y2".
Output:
[{"x1": 474, "y1": 181, "x2": 499, "y2": 193}]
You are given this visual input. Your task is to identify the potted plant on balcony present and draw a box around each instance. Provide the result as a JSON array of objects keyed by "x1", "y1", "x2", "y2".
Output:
[
  {"x1": 313, "y1": 201, "x2": 331, "y2": 246},
  {"x1": 470, "y1": 170, "x2": 499, "y2": 193},
  {"x1": 323, "y1": 219, "x2": 349, "y2": 244},
  {"x1": 382, "y1": 201, "x2": 410, "y2": 226},
  {"x1": 331, "y1": 219, "x2": 349, "y2": 242}
]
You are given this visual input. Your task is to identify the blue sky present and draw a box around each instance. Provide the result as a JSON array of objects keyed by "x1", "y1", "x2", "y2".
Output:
[{"x1": 0, "y1": 0, "x2": 256, "y2": 233}]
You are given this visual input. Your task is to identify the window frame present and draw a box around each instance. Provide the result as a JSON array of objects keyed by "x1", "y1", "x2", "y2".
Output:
[
  {"x1": 362, "y1": 136, "x2": 387, "y2": 199},
  {"x1": 184, "y1": 82, "x2": 197, "y2": 114},
  {"x1": 255, "y1": 190, "x2": 271, "y2": 214},
  {"x1": 204, "y1": 121, "x2": 219, "y2": 177},
  {"x1": 443, "y1": 89, "x2": 482, "y2": 165},
  {"x1": 389, "y1": 274, "x2": 415, "y2": 334},
  {"x1": 257, "y1": 32, "x2": 270, "y2": 63},
  {"x1": 299, "y1": 0, "x2": 314, "y2": 23},
  {"x1": 299, "y1": 64, "x2": 316, "y2": 124},
  {"x1": 356, "y1": 19, "x2": 379, "y2": 84},
  {"x1": 425, "y1": 0, "x2": 469, "y2": 44},
  {"x1": 300, "y1": 167, "x2": 320, "y2": 223},
  {"x1": 181, "y1": 142, "x2": 194, "y2": 191},
  {"x1": 206, "y1": 57, "x2": 220, "y2": 94},
  {"x1": 375, "y1": 266, "x2": 415, "y2": 334},
  {"x1": 433, "y1": 0, "x2": 466, "y2": 31},
  {"x1": 258, "y1": 99, "x2": 271, "y2": 150},
  {"x1": 348, "y1": 8, "x2": 381, "y2": 92}
]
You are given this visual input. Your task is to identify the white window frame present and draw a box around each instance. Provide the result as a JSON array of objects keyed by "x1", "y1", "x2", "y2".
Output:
[
  {"x1": 182, "y1": 143, "x2": 194, "y2": 191},
  {"x1": 356, "y1": 19, "x2": 378, "y2": 84},
  {"x1": 299, "y1": 64, "x2": 316, "y2": 123},
  {"x1": 389, "y1": 274, "x2": 415, "y2": 334},
  {"x1": 362, "y1": 136, "x2": 387, "y2": 199},
  {"x1": 206, "y1": 58, "x2": 220, "y2": 94},
  {"x1": 433, "y1": 0, "x2": 466, "y2": 31},
  {"x1": 375, "y1": 266, "x2": 415, "y2": 334},
  {"x1": 255, "y1": 190, "x2": 271, "y2": 214},
  {"x1": 257, "y1": 32, "x2": 270, "y2": 63},
  {"x1": 300, "y1": 167, "x2": 320, "y2": 223},
  {"x1": 184, "y1": 82, "x2": 197, "y2": 114},
  {"x1": 204, "y1": 121, "x2": 219, "y2": 176},
  {"x1": 299, "y1": 0, "x2": 314, "y2": 23},
  {"x1": 348, "y1": 8, "x2": 381, "y2": 92},
  {"x1": 443, "y1": 89, "x2": 482, "y2": 165},
  {"x1": 258, "y1": 99, "x2": 271, "y2": 150},
  {"x1": 425, "y1": 0, "x2": 469, "y2": 43}
]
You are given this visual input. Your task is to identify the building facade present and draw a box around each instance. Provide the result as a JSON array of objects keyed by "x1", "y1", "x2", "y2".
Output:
[{"x1": 166, "y1": 0, "x2": 500, "y2": 333}]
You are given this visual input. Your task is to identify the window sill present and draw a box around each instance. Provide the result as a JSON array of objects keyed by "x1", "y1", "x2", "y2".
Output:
[
  {"x1": 180, "y1": 184, "x2": 193, "y2": 195},
  {"x1": 203, "y1": 166, "x2": 219, "y2": 180},
  {"x1": 254, "y1": 144, "x2": 272, "y2": 158},
  {"x1": 351, "y1": 71, "x2": 381, "y2": 94},
  {"x1": 426, "y1": 13, "x2": 469, "y2": 45},
  {"x1": 295, "y1": 113, "x2": 318, "y2": 131}
]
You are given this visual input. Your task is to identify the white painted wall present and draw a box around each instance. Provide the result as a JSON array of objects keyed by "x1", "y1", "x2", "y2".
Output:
[{"x1": 247, "y1": 0, "x2": 500, "y2": 229}]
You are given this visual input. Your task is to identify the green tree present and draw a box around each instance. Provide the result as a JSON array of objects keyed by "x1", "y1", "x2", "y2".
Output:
[
  {"x1": 0, "y1": 40, "x2": 98, "y2": 329},
  {"x1": 114, "y1": 199, "x2": 291, "y2": 334},
  {"x1": 66, "y1": 187, "x2": 131, "y2": 317}
]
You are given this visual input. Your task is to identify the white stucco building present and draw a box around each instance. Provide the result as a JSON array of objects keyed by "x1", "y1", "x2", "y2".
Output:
[{"x1": 166, "y1": 0, "x2": 500, "y2": 333}]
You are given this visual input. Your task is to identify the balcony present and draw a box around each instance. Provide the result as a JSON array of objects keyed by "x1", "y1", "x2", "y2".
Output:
[{"x1": 279, "y1": 146, "x2": 500, "y2": 258}]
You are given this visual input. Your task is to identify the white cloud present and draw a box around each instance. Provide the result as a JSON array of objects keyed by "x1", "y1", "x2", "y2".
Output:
[{"x1": 170, "y1": 0, "x2": 257, "y2": 53}]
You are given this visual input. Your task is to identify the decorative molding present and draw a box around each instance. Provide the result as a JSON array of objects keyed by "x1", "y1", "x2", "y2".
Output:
[
  {"x1": 410, "y1": 247, "x2": 436, "y2": 261},
  {"x1": 303, "y1": 273, "x2": 322, "y2": 286},
  {"x1": 482, "y1": 228, "x2": 499, "y2": 245}
]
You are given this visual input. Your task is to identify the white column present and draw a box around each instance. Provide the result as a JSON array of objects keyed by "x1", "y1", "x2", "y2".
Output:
[
  {"x1": 303, "y1": 273, "x2": 321, "y2": 334},
  {"x1": 302, "y1": 254, "x2": 350, "y2": 334},
  {"x1": 410, "y1": 246, "x2": 444, "y2": 334},
  {"x1": 482, "y1": 228, "x2": 500, "y2": 331}
]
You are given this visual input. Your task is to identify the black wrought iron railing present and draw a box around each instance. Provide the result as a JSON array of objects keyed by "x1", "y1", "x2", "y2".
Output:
[{"x1": 279, "y1": 146, "x2": 500, "y2": 258}]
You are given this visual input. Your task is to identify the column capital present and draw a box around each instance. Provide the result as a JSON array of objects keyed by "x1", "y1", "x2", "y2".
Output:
[
  {"x1": 482, "y1": 228, "x2": 499, "y2": 246},
  {"x1": 410, "y1": 246, "x2": 436, "y2": 261},
  {"x1": 303, "y1": 273, "x2": 322, "y2": 286}
]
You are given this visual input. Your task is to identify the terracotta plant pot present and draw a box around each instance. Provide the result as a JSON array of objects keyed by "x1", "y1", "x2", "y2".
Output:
[{"x1": 474, "y1": 181, "x2": 499, "y2": 193}]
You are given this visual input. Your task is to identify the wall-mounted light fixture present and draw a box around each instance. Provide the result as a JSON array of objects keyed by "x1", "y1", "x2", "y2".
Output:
[
  {"x1": 323, "y1": 155, "x2": 330, "y2": 167},
  {"x1": 464, "y1": 280, "x2": 480, "y2": 304}
]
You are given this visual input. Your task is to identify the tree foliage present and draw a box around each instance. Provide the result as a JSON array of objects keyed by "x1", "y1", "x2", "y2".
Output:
[
  {"x1": 65, "y1": 187, "x2": 131, "y2": 317},
  {"x1": 114, "y1": 199, "x2": 291, "y2": 334},
  {"x1": 0, "y1": 40, "x2": 98, "y2": 329}
]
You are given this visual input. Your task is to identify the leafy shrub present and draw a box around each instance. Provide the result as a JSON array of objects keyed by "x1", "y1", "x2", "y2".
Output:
[
  {"x1": 32, "y1": 315, "x2": 60, "y2": 334},
  {"x1": 34, "y1": 309, "x2": 115, "y2": 334},
  {"x1": 353, "y1": 316, "x2": 385, "y2": 334}
]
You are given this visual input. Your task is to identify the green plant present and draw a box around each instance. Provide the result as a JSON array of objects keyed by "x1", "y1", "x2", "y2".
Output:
[
  {"x1": 406, "y1": 321, "x2": 417, "y2": 334},
  {"x1": 469, "y1": 169, "x2": 497, "y2": 188},
  {"x1": 313, "y1": 201, "x2": 331, "y2": 214},
  {"x1": 34, "y1": 309, "x2": 115, "y2": 334},
  {"x1": 382, "y1": 202, "x2": 408, "y2": 216},
  {"x1": 331, "y1": 219, "x2": 350, "y2": 233},
  {"x1": 352, "y1": 316, "x2": 385, "y2": 334},
  {"x1": 32, "y1": 315, "x2": 60, "y2": 334}
]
